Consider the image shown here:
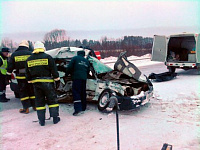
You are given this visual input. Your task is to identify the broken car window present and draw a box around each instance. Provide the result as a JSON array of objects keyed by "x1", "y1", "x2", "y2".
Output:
[{"x1": 88, "y1": 56, "x2": 113, "y2": 74}]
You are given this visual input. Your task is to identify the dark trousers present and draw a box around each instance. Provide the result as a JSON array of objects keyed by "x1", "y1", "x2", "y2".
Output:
[
  {"x1": 33, "y1": 82, "x2": 59, "y2": 122},
  {"x1": 17, "y1": 79, "x2": 35, "y2": 109},
  {"x1": 72, "y1": 79, "x2": 87, "y2": 112},
  {"x1": 0, "y1": 72, "x2": 6, "y2": 100}
]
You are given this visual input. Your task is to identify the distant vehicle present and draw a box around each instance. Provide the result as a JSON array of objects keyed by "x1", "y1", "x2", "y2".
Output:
[
  {"x1": 94, "y1": 51, "x2": 101, "y2": 60},
  {"x1": 46, "y1": 47, "x2": 153, "y2": 111},
  {"x1": 151, "y1": 33, "x2": 200, "y2": 73}
]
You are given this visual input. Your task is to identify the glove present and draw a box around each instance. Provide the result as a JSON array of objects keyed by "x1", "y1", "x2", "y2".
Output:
[
  {"x1": 55, "y1": 80, "x2": 61, "y2": 90},
  {"x1": 5, "y1": 75, "x2": 11, "y2": 85}
]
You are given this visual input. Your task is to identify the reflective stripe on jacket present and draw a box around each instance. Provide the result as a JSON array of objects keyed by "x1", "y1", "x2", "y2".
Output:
[
  {"x1": 30, "y1": 78, "x2": 54, "y2": 83},
  {"x1": 7, "y1": 46, "x2": 31, "y2": 77},
  {"x1": 0, "y1": 55, "x2": 7, "y2": 75},
  {"x1": 25, "y1": 51, "x2": 59, "y2": 81}
]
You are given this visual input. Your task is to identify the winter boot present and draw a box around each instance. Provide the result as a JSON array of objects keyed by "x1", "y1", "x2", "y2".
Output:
[
  {"x1": 0, "y1": 98, "x2": 9, "y2": 103},
  {"x1": 19, "y1": 108, "x2": 29, "y2": 114},
  {"x1": 37, "y1": 109, "x2": 46, "y2": 126},
  {"x1": 4, "y1": 97, "x2": 10, "y2": 101},
  {"x1": 53, "y1": 117, "x2": 60, "y2": 124},
  {"x1": 49, "y1": 106, "x2": 60, "y2": 124},
  {"x1": 3, "y1": 93, "x2": 10, "y2": 101},
  {"x1": 39, "y1": 120, "x2": 45, "y2": 126},
  {"x1": 73, "y1": 111, "x2": 84, "y2": 116},
  {"x1": 49, "y1": 106, "x2": 59, "y2": 117},
  {"x1": 0, "y1": 94, "x2": 9, "y2": 102}
]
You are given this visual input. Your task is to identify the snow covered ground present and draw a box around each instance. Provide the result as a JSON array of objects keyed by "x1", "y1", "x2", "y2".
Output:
[
  {"x1": 101, "y1": 54, "x2": 160, "y2": 69},
  {"x1": 0, "y1": 55, "x2": 200, "y2": 150}
]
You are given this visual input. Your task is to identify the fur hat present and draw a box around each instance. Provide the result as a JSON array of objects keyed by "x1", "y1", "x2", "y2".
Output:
[
  {"x1": 34, "y1": 41, "x2": 45, "y2": 50},
  {"x1": 19, "y1": 40, "x2": 29, "y2": 48}
]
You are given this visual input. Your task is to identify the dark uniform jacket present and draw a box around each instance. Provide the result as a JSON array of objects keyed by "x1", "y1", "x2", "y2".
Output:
[
  {"x1": 7, "y1": 46, "x2": 32, "y2": 79},
  {"x1": 25, "y1": 52, "x2": 59, "y2": 82},
  {"x1": 65, "y1": 51, "x2": 90, "y2": 80}
]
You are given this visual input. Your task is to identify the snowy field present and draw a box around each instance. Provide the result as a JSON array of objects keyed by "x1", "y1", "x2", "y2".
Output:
[
  {"x1": 100, "y1": 54, "x2": 159, "y2": 68},
  {"x1": 0, "y1": 55, "x2": 200, "y2": 150}
]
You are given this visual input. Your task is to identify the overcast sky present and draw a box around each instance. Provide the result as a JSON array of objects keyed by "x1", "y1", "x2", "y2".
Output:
[{"x1": 1, "y1": 0, "x2": 199, "y2": 34}]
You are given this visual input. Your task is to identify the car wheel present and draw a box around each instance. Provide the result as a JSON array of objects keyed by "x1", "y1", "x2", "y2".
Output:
[{"x1": 98, "y1": 89, "x2": 112, "y2": 111}]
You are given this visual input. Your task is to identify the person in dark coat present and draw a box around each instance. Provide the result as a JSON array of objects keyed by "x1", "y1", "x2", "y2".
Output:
[
  {"x1": 0, "y1": 48, "x2": 10, "y2": 102},
  {"x1": 25, "y1": 41, "x2": 61, "y2": 126},
  {"x1": 7, "y1": 40, "x2": 35, "y2": 114},
  {"x1": 65, "y1": 50, "x2": 90, "y2": 116}
]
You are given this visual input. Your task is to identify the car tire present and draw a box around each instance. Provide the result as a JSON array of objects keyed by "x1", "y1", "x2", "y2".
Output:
[{"x1": 98, "y1": 89, "x2": 113, "y2": 111}]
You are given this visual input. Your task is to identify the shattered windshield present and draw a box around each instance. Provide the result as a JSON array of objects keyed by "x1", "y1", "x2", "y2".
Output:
[{"x1": 88, "y1": 56, "x2": 113, "y2": 74}]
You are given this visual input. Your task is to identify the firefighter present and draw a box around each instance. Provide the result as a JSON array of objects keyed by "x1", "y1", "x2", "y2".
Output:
[
  {"x1": 25, "y1": 41, "x2": 60, "y2": 126},
  {"x1": 7, "y1": 40, "x2": 35, "y2": 113},
  {"x1": 0, "y1": 48, "x2": 10, "y2": 102},
  {"x1": 65, "y1": 50, "x2": 90, "y2": 116}
]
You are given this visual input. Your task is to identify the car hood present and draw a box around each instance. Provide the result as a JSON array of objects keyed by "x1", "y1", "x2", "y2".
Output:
[
  {"x1": 114, "y1": 52, "x2": 144, "y2": 81},
  {"x1": 89, "y1": 52, "x2": 147, "y2": 82}
]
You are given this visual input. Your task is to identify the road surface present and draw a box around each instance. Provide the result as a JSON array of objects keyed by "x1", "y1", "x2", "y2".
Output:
[{"x1": 0, "y1": 62, "x2": 200, "y2": 150}]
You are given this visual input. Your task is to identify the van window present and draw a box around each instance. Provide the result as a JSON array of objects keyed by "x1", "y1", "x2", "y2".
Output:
[{"x1": 167, "y1": 36, "x2": 196, "y2": 62}]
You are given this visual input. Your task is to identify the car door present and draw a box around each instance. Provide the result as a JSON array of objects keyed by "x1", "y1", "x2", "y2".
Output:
[
  {"x1": 151, "y1": 35, "x2": 167, "y2": 62},
  {"x1": 196, "y1": 34, "x2": 200, "y2": 63}
]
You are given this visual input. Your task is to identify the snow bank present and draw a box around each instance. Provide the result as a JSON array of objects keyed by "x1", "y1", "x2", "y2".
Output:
[
  {"x1": 101, "y1": 54, "x2": 150, "y2": 63},
  {"x1": 101, "y1": 54, "x2": 161, "y2": 69}
]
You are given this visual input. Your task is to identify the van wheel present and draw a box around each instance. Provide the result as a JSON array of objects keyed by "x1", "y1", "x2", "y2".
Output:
[
  {"x1": 98, "y1": 89, "x2": 112, "y2": 111},
  {"x1": 168, "y1": 66, "x2": 176, "y2": 73}
]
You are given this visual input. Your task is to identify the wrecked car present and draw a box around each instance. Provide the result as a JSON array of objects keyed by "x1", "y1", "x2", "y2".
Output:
[{"x1": 46, "y1": 47, "x2": 153, "y2": 111}]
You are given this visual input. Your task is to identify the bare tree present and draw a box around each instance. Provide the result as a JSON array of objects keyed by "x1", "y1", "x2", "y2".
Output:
[
  {"x1": 44, "y1": 29, "x2": 68, "y2": 44},
  {"x1": 1, "y1": 38, "x2": 12, "y2": 47},
  {"x1": 0, "y1": 38, "x2": 17, "y2": 52}
]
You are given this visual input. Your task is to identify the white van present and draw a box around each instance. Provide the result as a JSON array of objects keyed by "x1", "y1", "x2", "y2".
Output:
[{"x1": 151, "y1": 33, "x2": 200, "y2": 73}]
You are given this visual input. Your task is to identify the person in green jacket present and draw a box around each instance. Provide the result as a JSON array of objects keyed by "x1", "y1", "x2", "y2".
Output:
[
  {"x1": 0, "y1": 48, "x2": 10, "y2": 102},
  {"x1": 65, "y1": 50, "x2": 90, "y2": 116}
]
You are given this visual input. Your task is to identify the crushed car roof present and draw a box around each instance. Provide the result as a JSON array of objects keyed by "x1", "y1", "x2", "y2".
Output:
[
  {"x1": 46, "y1": 47, "x2": 147, "y2": 82},
  {"x1": 46, "y1": 47, "x2": 91, "y2": 59}
]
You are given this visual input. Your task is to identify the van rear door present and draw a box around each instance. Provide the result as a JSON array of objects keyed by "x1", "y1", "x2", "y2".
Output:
[
  {"x1": 151, "y1": 35, "x2": 167, "y2": 62},
  {"x1": 196, "y1": 34, "x2": 200, "y2": 63}
]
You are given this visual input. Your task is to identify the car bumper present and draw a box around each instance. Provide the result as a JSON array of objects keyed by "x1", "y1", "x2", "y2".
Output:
[{"x1": 116, "y1": 87, "x2": 153, "y2": 110}]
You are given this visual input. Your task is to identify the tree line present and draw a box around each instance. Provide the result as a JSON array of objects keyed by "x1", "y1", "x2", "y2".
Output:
[{"x1": 1, "y1": 29, "x2": 153, "y2": 58}]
